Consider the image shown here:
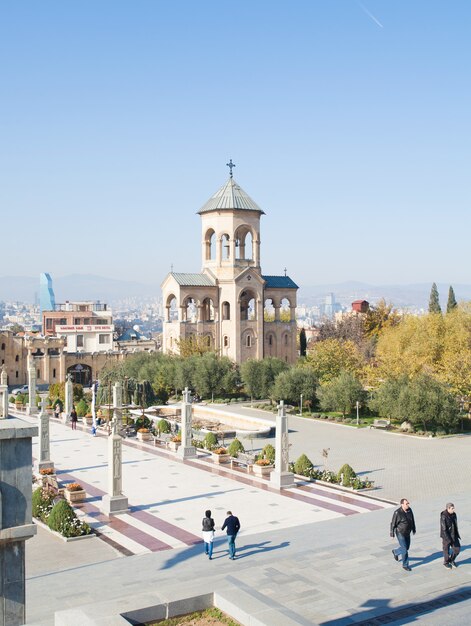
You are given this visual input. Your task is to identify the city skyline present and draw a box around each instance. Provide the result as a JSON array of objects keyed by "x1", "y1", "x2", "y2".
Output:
[{"x1": 2, "y1": 1, "x2": 470, "y2": 286}]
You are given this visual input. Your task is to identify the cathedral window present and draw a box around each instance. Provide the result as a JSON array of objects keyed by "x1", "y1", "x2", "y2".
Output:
[{"x1": 222, "y1": 302, "x2": 230, "y2": 320}]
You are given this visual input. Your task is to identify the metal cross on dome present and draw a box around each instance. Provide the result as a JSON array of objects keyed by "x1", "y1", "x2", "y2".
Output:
[{"x1": 226, "y1": 159, "x2": 236, "y2": 178}]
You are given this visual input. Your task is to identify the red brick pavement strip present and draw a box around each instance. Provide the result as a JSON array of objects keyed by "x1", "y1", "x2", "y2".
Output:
[
  {"x1": 129, "y1": 509, "x2": 201, "y2": 546},
  {"x1": 296, "y1": 484, "x2": 384, "y2": 511},
  {"x1": 57, "y1": 470, "x2": 201, "y2": 548},
  {"x1": 75, "y1": 500, "x2": 174, "y2": 553},
  {"x1": 122, "y1": 437, "x2": 377, "y2": 516}
]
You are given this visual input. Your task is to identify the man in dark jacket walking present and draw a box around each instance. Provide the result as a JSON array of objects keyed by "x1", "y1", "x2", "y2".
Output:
[
  {"x1": 221, "y1": 511, "x2": 240, "y2": 560},
  {"x1": 391, "y1": 498, "x2": 416, "y2": 571},
  {"x1": 440, "y1": 503, "x2": 461, "y2": 569}
]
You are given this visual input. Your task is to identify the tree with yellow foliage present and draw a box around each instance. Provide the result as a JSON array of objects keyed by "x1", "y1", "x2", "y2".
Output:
[{"x1": 305, "y1": 338, "x2": 364, "y2": 383}]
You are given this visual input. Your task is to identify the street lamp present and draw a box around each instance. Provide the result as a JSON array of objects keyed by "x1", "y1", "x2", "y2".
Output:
[
  {"x1": 299, "y1": 393, "x2": 303, "y2": 417},
  {"x1": 356, "y1": 400, "x2": 360, "y2": 426}
]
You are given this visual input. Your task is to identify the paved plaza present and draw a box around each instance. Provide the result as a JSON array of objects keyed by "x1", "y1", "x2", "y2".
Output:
[{"x1": 19, "y1": 406, "x2": 471, "y2": 625}]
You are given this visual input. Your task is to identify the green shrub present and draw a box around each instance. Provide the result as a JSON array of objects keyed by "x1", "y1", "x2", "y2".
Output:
[
  {"x1": 203, "y1": 431, "x2": 218, "y2": 450},
  {"x1": 75, "y1": 399, "x2": 89, "y2": 417},
  {"x1": 228, "y1": 438, "x2": 245, "y2": 457},
  {"x1": 337, "y1": 464, "x2": 357, "y2": 486},
  {"x1": 157, "y1": 418, "x2": 171, "y2": 434},
  {"x1": 32, "y1": 488, "x2": 54, "y2": 522},
  {"x1": 47, "y1": 500, "x2": 91, "y2": 538},
  {"x1": 294, "y1": 454, "x2": 313, "y2": 476},
  {"x1": 9, "y1": 395, "x2": 15, "y2": 403},
  {"x1": 261, "y1": 444, "x2": 275, "y2": 463}
]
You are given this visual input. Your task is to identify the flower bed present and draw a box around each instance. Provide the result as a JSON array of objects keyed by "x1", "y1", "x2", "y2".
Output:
[{"x1": 32, "y1": 487, "x2": 92, "y2": 538}]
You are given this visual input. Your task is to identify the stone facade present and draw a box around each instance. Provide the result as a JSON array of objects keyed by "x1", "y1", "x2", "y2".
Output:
[{"x1": 161, "y1": 175, "x2": 298, "y2": 364}]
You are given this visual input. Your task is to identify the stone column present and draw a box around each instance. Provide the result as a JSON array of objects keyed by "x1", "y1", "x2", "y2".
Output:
[
  {"x1": 101, "y1": 418, "x2": 129, "y2": 515},
  {"x1": 112, "y1": 381, "x2": 123, "y2": 426},
  {"x1": 0, "y1": 366, "x2": 8, "y2": 419},
  {"x1": 270, "y1": 400, "x2": 295, "y2": 489},
  {"x1": 178, "y1": 387, "x2": 196, "y2": 459},
  {"x1": 36, "y1": 398, "x2": 54, "y2": 474},
  {"x1": 0, "y1": 417, "x2": 38, "y2": 626},
  {"x1": 64, "y1": 374, "x2": 73, "y2": 423},
  {"x1": 27, "y1": 364, "x2": 37, "y2": 415}
]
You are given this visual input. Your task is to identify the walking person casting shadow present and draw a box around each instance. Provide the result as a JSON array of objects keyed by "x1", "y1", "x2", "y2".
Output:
[
  {"x1": 391, "y1": 498, "x2": 416, "y2": 572},
  {"x1": 202, "y1": 510, "x2": 215, "y2": 560},
  {"x1": 441, "y1": 502, "x2": 461, "y2": 569},
  {"x1": 222, "y1": 510, "x2": 240, "y2": 560}
]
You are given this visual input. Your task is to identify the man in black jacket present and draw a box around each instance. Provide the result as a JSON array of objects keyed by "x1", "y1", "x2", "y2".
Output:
[
  {"x1": 390, "y1": 498, "x2": 416, "y2": 572},
  {"x1": 221, "y1": 511, "x2": 240, "y2": 560},
  {"x1": 440, "y1": 503, "x2": 461, "y2": 569}
]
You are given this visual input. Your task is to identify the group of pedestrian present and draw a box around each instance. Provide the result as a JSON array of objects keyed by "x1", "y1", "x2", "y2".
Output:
[
  {"x1": 391, "y1": 498, "x2": 461, "y2": 571},
  {"x1": 201, "y1": 510, "x2": 240, "y2": 560}
]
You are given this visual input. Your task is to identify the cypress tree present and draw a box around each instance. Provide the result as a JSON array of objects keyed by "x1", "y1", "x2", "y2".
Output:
[
  {"x1": 447, "y1": 285, "x2": 457, "y2": 313},
  {"x1": 299, "y1": 328, "x2": 307, "y2": 357},
  {"x1": 428, "y1": 283, "x2": 442, "y2": 314}
]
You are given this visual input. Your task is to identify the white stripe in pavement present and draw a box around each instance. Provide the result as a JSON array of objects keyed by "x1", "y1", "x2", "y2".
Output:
[
  {"x1": 283, "y1": 488, "x2": 375, "y2": 514},
  {"x1": 74, "y1": 511, "x2": 151, "y2": 555},
  {"x1": 92, "y1": 524, "x2": 151, "y2": 555},
  {"x1": 119, "y1": 513, "x2": 187, "y2": 549}
]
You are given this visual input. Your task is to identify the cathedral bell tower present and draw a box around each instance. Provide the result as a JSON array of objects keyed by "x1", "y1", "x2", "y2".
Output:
[{"x1": 161, "y1": 161, "x2": 298, "y2": 364}]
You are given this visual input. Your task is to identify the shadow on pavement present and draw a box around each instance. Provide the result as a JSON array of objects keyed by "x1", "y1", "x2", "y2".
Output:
[{"x1": 320, "y1": 585, "x2": 471, "y2": 625}]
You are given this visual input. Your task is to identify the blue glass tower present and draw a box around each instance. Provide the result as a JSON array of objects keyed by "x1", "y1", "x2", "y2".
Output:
[{"x1": 39, "y1": 273, "x2": 56, "y2": 318}]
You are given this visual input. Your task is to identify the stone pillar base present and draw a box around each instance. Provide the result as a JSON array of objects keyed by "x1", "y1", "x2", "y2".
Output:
[
  {"x1": 37, "y1": 460, "x2": 54, "y2": 473},
  {"x1": 177, "y1": 446, "x2": 197, "y2": 459},
  {"x1": 270, "y1": 471, "x2": 295, "y2": 490},
  {"x1": 101, "y1": 494, "x2": 129, "y2": 516},
  {"x1": 26, "y1": 407, "x2": 37, "y2": 416}
]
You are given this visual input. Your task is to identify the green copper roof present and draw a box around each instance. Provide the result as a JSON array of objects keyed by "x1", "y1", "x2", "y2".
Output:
[
  {"x1": 198, "y1": 178, "x2": 265, "y2": 214},
  {"x1": 262, "y1": 275, "x2": 298, "y2": 289},
  {"x1": 170, "y1": 273, "x2": 216, "y2": 287}
]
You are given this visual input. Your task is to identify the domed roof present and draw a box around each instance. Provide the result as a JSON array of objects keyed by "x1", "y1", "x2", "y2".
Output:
[{"x1": 198, "y1": 177, "x2": 265, "y2": 215}]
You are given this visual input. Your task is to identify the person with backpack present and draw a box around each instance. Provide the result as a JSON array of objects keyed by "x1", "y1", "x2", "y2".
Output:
[{"x1": 202, "y1": 510, "x2": 215, "y2": 559}]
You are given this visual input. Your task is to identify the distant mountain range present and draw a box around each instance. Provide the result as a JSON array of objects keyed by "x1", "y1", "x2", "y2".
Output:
[
  {"x1": 0, "y1": 275, "x2": 469, "y2": 310},
  {"x1": 0, "y1": 274, "x2": 159, "y2": 304},
  {"x1": 297, "y1": 281, "x2": 471, "y2": 310}
]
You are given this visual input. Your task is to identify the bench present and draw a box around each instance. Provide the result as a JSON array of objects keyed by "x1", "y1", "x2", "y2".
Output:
[
  {"x1": 153, "y1": 435, "x2": 171, "y2": 448},
  {"x1": 372, "y1": 419, "x2": 390, "y2": 429},
  {"x1": 230, "y1": 452, "x2": 256, "y2": 473}
]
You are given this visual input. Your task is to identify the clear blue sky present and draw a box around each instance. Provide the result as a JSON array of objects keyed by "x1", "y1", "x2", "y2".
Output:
[{"x1": 1, "y1": 1, "x2": 470, "y2": 288}]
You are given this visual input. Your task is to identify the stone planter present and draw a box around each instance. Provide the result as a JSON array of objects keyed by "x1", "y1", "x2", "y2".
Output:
[
  {"x1": 252, "y1": 463, "x2": 274, "y2": 477},
  {"x1": 137, "y1": 431, "x2": 152, "y2": 442},
  {"x1": 168, "y1": 441, "x2": 181, "y2": 452},
  {"x1": 64, "y1": 489, "x2": 86, "y2": 504},
  {"x1": 82, "y1": 416, "x2": 93, "y2": 426},
  {"x1": 211, "y1": 452, "x2": 230, "y2": 464}
]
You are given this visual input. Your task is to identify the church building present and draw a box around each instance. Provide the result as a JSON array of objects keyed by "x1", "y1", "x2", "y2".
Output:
[{"x1": 161, "y1": 163, "x2": 298, "y2": 364}]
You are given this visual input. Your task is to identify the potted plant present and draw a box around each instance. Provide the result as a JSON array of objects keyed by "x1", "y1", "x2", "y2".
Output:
[
  {"x1": 252, "y1": 458, "x2": 274, "y2": 477},
  {"x1": 64, "y1": 482, "x2": 86, "y2": 504},
  {"x1": 82, "y1": 413, "x2": 94, "y2": 426},
  {"x1": 168, "y1": 433, "x2": 181, "y2": 451},
  {"x1": 211, "y1": 447, "x2": 230, "y2": 464},
  {"x1": 137, "y1": 427, "x2": 152, "y2": 442}
]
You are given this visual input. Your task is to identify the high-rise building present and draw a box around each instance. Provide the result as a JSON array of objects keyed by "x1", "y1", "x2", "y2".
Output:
[{"x1": 39, "y1": 273, "x2": 55, "y2": 318}]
